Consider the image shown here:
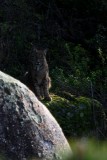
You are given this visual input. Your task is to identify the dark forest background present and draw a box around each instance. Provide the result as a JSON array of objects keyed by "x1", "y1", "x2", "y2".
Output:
[{"x1": 0, "y1": 0, "x2": 107, "y2": 110}]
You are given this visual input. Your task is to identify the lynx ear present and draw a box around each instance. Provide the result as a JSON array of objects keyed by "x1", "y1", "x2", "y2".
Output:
[
  {"x1": 35, "y1": 48, "x2": 39, "y2": 52},
  {"x1": 44, "y1": 49, "x2": 48, "y2": 55},
  {"x1": 33, "y1": 46, "x2": 39, "y2": 52}
]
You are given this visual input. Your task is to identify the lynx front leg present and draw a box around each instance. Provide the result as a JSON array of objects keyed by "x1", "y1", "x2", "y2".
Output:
[
  {"x1": 34, "y1": 82, "x2": 42, "y2": 101},
  {"x1": 43, "y1": 78, "x2": 52, "y2": 101},
  {"x1": 40, "y1": 85, "x2": 44, "y2": 98}
]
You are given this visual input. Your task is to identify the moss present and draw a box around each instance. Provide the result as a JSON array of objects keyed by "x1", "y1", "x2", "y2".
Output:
[{"x1": 43, "y1": 94, "x2": 107, "y2": 138}]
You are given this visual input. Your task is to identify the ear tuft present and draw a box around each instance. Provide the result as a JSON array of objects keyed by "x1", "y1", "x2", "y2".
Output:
[{"x1": 33, "y1": 47, "x2": 39, "y2": 52}]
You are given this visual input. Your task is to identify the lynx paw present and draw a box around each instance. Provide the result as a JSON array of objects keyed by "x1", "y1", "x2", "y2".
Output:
[{"x1": 44, "y1": 96, "x2": 52, "y2": 101}]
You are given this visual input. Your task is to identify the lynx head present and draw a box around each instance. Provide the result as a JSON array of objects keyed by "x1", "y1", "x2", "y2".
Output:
[{"x1": 32, "y1": 47, "x2": 48, "y2": 71}]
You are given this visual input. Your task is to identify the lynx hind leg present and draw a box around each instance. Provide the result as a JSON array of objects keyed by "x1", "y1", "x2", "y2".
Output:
[{"x1": 48, "y1": 77, "x2": 51, "y2": 89}]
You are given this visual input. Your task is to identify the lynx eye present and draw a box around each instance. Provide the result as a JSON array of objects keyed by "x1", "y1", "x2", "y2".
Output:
[{"x1": 36, "y1": 62, "x2": 40, "y2": 65}]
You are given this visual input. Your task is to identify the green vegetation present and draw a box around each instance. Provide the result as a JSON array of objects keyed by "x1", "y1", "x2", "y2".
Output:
[
  {"x1": 1, "y1": 0, "x2": 107, "y2": 139},
  {"x1": 1, "y1": 0, "x2": 107, "y2": 104},
  {"x1": 70, "y1": 139, "x2": 107, "y2": 160}
]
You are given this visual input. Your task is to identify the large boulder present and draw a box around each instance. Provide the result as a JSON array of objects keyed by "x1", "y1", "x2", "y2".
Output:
[{"x1": 0, "y1": 71, "x2": 72, "y2": 160}]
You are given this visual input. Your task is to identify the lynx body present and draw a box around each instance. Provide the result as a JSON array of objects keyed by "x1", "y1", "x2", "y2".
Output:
[{"x1": 29, "y1": 47, "x2": 51, "y2": 101}]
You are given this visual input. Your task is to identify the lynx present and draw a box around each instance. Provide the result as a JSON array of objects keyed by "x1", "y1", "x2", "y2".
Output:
[{"x1": 29, "y1": 47, "x2": 51, "y2": 101}]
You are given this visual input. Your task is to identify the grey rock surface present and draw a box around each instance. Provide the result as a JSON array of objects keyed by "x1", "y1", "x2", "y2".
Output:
[{"x1": 0, "y1": 71, "x2": 72, "y2": 160}]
